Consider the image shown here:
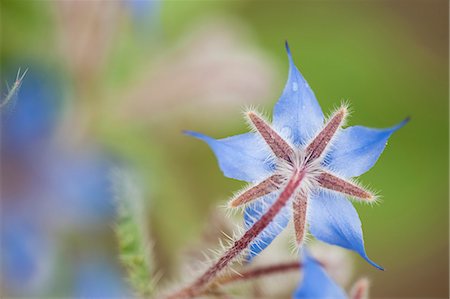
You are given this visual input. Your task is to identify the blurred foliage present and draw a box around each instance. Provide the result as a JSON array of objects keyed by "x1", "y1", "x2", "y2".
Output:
[
  {"x1": 1, "y1": 0, "x2": 448, "y2": 298},
  {"x1": 113, "y1": 170, "x2": 157, "y2": 297}
]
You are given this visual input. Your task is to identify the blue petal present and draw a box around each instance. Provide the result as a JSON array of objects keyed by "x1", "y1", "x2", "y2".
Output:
[
  {"x1": 272, "y1": 42, "x2": 324, "y2": 146},
  {"x1": 244, "y1": 192, "x2": 291, "y2": 261},
  {"x1": 308, "y1": 191, "x2": 383, "y2": 270},
  {"x1": 325, "y1": 119, "x2": 409, "y2": 178},
  {"x1": 293, "y1": 251, "x2": 347, "y2": 299},
  {"x1": 185, "y1": 131, "x2": 273, "y2": 183}
]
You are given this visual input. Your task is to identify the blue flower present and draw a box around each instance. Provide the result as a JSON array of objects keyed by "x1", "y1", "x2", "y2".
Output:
[
  {"x1": 186, "y1": 42, "x2": 407, "y2": 269},
  {"x1": 1, "y1": 68, "x2": 116, "y2": 296},
  {"x1": 293, "y1": 250, "x2": 347, "y2": 299}
]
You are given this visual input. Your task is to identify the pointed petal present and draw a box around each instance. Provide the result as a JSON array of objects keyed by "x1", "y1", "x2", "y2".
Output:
[
  {"x1": 293, "y1": 250, "x2": 347, "y2": 299},
  {"x1": 244, "y1": 192, "x2": 291, "y2": 261},
  {"x1": 308, "y1": 191, "x2": 383, "y2": 270},
  {"x1": 272, "y1": 42, "x2": 324, "y2": 146},
  {"x1": 185, "y1": 131, "x2": 273, "y2": 183},
  {"x1": 325, "y1": 119, "x2": 409, "y2": 178}
]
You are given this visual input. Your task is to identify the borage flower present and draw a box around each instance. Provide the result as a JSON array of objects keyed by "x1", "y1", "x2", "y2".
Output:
[
  {"x1": 294, "y1": 250, "x2": 370, "y2": 299},
  {"x1": 186, "y1": 42, "x2": 407, "y2": 270}
]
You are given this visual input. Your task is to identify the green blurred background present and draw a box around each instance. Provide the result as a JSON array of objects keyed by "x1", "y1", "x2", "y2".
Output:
[{"x1": 1, "y1": 0, "x2": 448, "y2": 298}]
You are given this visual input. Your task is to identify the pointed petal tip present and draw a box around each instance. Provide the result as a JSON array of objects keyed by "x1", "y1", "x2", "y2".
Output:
[
  {"x1": 183, "y1": 129, "x2": 195, "y2": 136},
  {"x1": 183, "y1": 130, "x2": 214, "y2": 144},
  {"x1": 393, "y1": 117, "x2": 410, "y2": 130},
  {"x1": 183, "y1": 130, "x2": 203, "y2": 138},
  {"x1": 284, "y1": 40, "x2": 294, "y2": 63},
  {"x1": 364, "y1": 255, "x2": 384, "y2": 271},
  {"x1": 284, "y1": 40, "x2": 291, "y2": 55}
]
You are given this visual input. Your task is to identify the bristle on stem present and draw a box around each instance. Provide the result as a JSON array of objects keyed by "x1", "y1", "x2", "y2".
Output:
[{"x1": 164, "y1": 169, "x2": 306, "y2": 299}]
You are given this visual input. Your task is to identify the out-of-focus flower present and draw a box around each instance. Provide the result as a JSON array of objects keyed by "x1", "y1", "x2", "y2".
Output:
[
  {"x1": 125, "y1": 0, "x2": 161, "y2": 31},
  {"x1": 293, "y1": 250, "x2": 347, "y2": 299},
  {"x1": 119, "y1": 19, "x2": 277, "y2": 123},
  {"x1": 294, "y1": 250, "x2": 371, "y2": 299},
  {"x1": 73, "y1": 256, "x2": 130, "y2": 298},
  {"x1": 1, "y1": 69, "x2": 118, "y2": 296},
  {"x1": 1, "y1": 69, "x2": 61, "y2": 151},
  {"x1": 1, "y1": 203, "x2": 55, "y2": 297},
  {"x1": 187, "y1": 43, "x2": 407, "y2": 268},
  {"x1": 308, "y1": 242, "x2": 353, "y2": 287},
  {"x1": 40, "y1": 148, "x2": 115, "y2": 229}
]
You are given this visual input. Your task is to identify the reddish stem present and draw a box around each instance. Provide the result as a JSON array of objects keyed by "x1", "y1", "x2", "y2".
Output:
[
  {"x1": 164, "y1": 169, "x2": 305, "y2": 299},
  {"x1": 215, "y1": 261, "x2": 301, "y2": 285}
]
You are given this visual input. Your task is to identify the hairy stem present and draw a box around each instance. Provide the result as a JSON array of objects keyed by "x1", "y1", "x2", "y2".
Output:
[
  {"x1": 214, "y1": 261, "x2": 301, "y2": 286},
  {"x1": 164, "y1": 170, "x2": 305, "y2": 299}
]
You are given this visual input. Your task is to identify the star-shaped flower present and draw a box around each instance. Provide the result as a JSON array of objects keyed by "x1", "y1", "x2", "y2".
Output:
[{"x1": 186, "y1": 42, "x2": 407, "y2": 270}]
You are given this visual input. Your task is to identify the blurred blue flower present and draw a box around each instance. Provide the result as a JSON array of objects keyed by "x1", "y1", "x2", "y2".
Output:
[
  {"x1": 187, "y1": 43, "x2": 407, "y2": 269},
  {"x1": 125, "y1": 0, "x2": 160, "y2": 34},
  {"x1": 40, "y1": 149, "x2": 115, "y2": 228},
  {"x1": 1, "y1": 68, "x2": 61, "y2": 152},
  {"x1": 1, "y1": 67, "x2": 116, "y2": 295},
  {"x1": 74, "y1": 256, "x2": 130, "y2": 298},
  {"x1": 293, "y1": 250, "x2": 347, "y2": 299},
  {"x1": 1, "y1": 203, "x2": 54, "y2": 296}
]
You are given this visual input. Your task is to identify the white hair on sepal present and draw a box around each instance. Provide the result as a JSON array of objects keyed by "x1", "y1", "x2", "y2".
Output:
[
  {"x1": 242, "y1": 106, "x2": 271, "y2": 131},
  {"x1": 319, "y1": 181, "x2": 380, "y2": 208},
  {"x1": 226, "y1": 177, "x2": 287, "y2": 211},
  {"x1": 239, "y1": 105, "x2": 278, "y2": 164},
  {"x1": 317, "y1": 169, "x2": 380, "y2": 205},
  {"x1": 320, "y1": 102, "x2": 351, "y2": 148},
  {"x1": 241, "y1": 104, "x2": 260, "y2": 119},
  {"x1": 288, "y1": 194, "x2": 313, "y2": 257},
  {"x1": 226, "y1": 182, "x2": 254, "y2": 210},
  {"x1": 243, "y1": 106, "x2": 297, "y2": 162},
  {"x1": 327, "y1": 99, "x2": 351, "y2": 118},
  {"x1": 288, "y1": 226, "x2": 313, "y2": 257},
  {"x1": 341, "y1": 99, "x2": 352, "y2": 119},
  {"x1": 242, "y1": 104, "x2": 274, "y2": 123},
  {"x1": 357, "y1": 184, "x2": 383, "y2": 207},
  {"x1": 346, "y1": 177, "x2": 382, "y2": 206}
]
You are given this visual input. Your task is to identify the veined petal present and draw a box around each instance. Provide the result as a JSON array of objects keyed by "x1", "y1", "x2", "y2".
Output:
[
  {"x1": 244, "y1": 192, "x2": 291, "y2": 261},
  {"x1": 185, "y1": 131, "x2": 273, "y2": 183},
  {"x1": 325, "y1": 119, "x2": 409, "y2": 178},
  {"x1": 272, "y1": 42, "x2": 324, "y2": 146},
  {"x1": 293, "y1": 250, "x2": 347, "y2": 299},
  {"x1": 308, "y1": 191, "x2": 383, "y2": 270}
]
